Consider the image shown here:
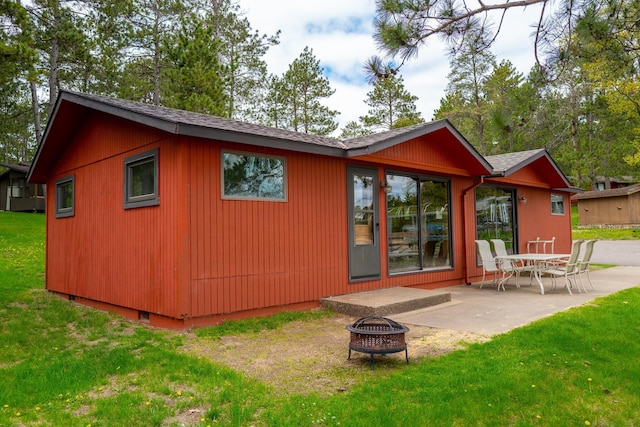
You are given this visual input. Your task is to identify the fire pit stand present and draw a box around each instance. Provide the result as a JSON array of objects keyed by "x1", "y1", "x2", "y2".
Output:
[{"x1": 346, "y1": 316, "x2": 409, "y2": 370}]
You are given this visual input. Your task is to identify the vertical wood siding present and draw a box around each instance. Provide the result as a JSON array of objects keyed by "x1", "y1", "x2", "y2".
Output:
[
  {"x1": 514, "y1": 188, "x2": 573, "y2": 254},
  {"x1": 363, "y1": 131, "x2": 489, "y2": 176},
  {"x1": 186, "y1": 140, "x2": 349, "y2": 317},
  {"x1": 44, "y1": 111, "x2": 573, "y2": 322},
  {"x1": 46, "y1": 114, "x2": 183, "y2": 318},
  {"x1": 184, "y1": 136, "x2": 481, "y2": 318}
]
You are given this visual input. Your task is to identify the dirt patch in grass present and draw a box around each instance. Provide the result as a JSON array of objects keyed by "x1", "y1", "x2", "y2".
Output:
[{"x1": 181, "y1": 312, "x2": 490, "y2": 396}]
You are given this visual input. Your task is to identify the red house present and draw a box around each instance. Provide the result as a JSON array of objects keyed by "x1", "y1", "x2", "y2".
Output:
[{"x1": 28, "y1": 91, "x2": 577, "y2": 328}]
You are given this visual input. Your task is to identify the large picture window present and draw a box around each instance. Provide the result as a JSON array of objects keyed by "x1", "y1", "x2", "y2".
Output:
[
  {"x1": 55, "y1": 175, "x2": 74, "y2": 218},
  {"x1": 386, "y1": 173, "x2": 451, "y2": 273},
  {"x1": 222, "y1": 150, "x2": 286, "y2": 201},
  {"x1": 124, "y1": 148, "x2": 159, "y2": 209}
]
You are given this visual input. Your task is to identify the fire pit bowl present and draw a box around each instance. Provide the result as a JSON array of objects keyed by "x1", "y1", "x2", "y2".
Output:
[{"x1": 346, "y1": 316, "x2": 409, "y2": 370}]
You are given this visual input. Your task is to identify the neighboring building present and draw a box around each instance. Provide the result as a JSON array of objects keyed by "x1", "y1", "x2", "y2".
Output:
[
  {"x1": 591, "y1": 176, "x2": 635, "y2": 191},
  {"x1": 0, "y1": 162, "x2": 45, "y2": 212},
  {"x1": 28, "y1": 91, "x2": 578, "y2": 328},
  {"x1": 572, "y1": 183, "x2": 640, "y2": 226}
]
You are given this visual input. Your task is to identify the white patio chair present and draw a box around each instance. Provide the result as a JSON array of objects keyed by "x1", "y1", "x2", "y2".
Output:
[
  {"x1": 476, "y1": 240, "x2": 516, "y2": 291},
  {"x1": 475, "y1": 240, "x2": 500, "y2": 289},
  {"x1": 490, "y1": 239, "x2": 533, "y2": 288},
  {"x1": 577, "y1": 239, "x2": 597, "y2": 291},
  {"x1": 542, "y1": 240, "x2": 584, "y2": 295}
]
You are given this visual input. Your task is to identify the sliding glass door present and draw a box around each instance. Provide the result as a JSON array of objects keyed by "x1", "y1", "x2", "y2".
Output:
[
  {"x1": 475, "y1": 186, "x2": 516, "y2": 253},
  {"x1": 386, "y1": 173, "x2": 451, "y2": 273}
]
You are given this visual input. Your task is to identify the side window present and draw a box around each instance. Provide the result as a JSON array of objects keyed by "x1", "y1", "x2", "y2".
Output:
[
  {"x1": 124, "y1": 148, "x2": 159, "y2": 209},
  {"x1": 222, "y1": 150, "x2": 286, "y2": 201},
  {"x1": 55, "y1": 175, "x2": 75, "y2": 218},
  {"x1": 551, "y1": 193, "x2": 565, "y2": 215}
]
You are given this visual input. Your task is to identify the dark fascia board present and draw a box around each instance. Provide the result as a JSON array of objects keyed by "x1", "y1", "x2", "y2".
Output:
[
  {"x1": 553, "y1": 187, "x2": 584, "y2": 194},
  {"x1": 60, "y1": 91, "x2": 346, "y2": 157},
  {"x1": 27, "y1": 93, "x2": 68, "y2": 183},
  {"x1": 345, "y1": 119, "x2": 494, "y2": 173}
]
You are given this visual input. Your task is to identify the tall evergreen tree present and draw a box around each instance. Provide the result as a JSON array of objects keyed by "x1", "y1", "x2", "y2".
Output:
[
  {"x1": 197, "y1": 0, "x2": 279, "y2": 121},
  {"x1": 162, "y1": 20, "x2": 228, "y2": 116},
  {"x1": 436, "y1": 32, "x2": 496, "y2": 155},
  {"x1": 1, "y1": 0, "x2": 37, "y2": 162},
  {"x1": 27, "y1": 0, "x2": 92, "y2": 115},
  {"x1": 276, "y1": 46, "x2": 338, "y2": 135},
  {"x1": 483, "y1": 60, "x2": 527, "y2": 152},
  {"x1": 359, "y1": 74, "x2": 422, "y2": 132},
  {"x1": 259, "y1": 74, "x2": 288, "y2": 129},
  {"x1": 123, "y1": 0, "x2": 185, "y2": 104}
]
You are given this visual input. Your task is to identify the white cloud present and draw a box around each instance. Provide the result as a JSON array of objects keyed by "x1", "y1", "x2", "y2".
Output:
[{"x1": 239, "y1": 0, "x2": 546, "y2": 134}]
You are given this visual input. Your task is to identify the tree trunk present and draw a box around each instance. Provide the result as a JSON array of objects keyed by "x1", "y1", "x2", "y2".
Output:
[
  {"x1": 152, "y1": 7, "x2": 161, "y2": 105},
  {"x1": 30, "y1": 80, "x2": 42, "y2": 144},
  {"x1": 48, "y1": 37, "x2": 59, "y2": 117}
]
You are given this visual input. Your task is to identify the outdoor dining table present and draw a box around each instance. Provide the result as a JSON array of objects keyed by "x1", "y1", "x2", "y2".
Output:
[{"x1": 495, "y1": 253, "x2": 571, "y2": 294}]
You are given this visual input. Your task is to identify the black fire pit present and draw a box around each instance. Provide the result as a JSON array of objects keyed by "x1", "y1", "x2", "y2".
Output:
[{"x1": 346, "y1": 316, "x2": 409, "y2": 370}]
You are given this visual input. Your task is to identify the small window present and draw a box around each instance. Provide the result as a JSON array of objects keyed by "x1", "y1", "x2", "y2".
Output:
[
  {"x1": 222, "y1": 150, "x2": 286, "y2": 201},
  {"x1": 124, "y1": 148, "x2": 159, "y2": 209},
  {"x1": 551, "y1": 193, "x2": 565, "y2": 215},
  {"x1": 11, "y1": 179, "x2": 25, "y2": 197},
  {"x1": 55, "y1": 175, "x2": 74, "y2": 218}
]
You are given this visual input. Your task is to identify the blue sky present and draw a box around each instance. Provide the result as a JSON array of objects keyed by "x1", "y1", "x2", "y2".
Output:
[{"x1": 239, "y1": 0, "x2": 546, "y2": 135}]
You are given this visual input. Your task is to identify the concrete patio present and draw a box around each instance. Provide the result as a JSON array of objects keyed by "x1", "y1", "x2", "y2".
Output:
[{"x1": 322, "y1": 265, "x2": 640, "y2": 335}]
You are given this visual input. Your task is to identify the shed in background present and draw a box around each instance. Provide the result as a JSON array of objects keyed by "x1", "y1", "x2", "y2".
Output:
[{"x1": 572, "y1": 183, "x2": 640, "y2": 226}]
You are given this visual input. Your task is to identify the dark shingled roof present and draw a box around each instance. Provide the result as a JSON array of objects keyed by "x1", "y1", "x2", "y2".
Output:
[
  {"x1": 0, "y1": 162, "x2": 31, "y2": 174},
  {"x1": 29, "y1": 91, "x2": 574, "y2": 190},
  {"x1": 572, "y1": 182, "x2": 640, "y2": 200},
  {"x1": 344, "y1": 121, "x2": 443, "y2": 149},
  {"x1": 485, "y1": 148, "x2": 579, "y2": 192},
  {"x1": 485, "y1": 149, "x2": 547, "y2": 174},
  {"x1": 68, "y1": 91, "x2": 348, "y2": 151}
]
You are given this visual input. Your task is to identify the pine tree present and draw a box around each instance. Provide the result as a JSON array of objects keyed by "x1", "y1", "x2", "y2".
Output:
[
  {"x1": 277, "y1": 46, "x2": 338, "y2": 135},
  {"x1": 162, "y1": 20, "x2": 228, "y2": 116},
  {"x1": 359, "y1": 74, "x2": 422, "y2": 132},
  {"x1": 1, "y1": 1, "x2": 37, "y2": 162},
  {"x1": 437, "y1": 32, "x2": 496, "y2": 155},
  {"x1": 339, "y1": 121, "x2": 373, "y2": 139},
  {"x1": 199, "y1": 0, "x2": 279, "y2": 121}
]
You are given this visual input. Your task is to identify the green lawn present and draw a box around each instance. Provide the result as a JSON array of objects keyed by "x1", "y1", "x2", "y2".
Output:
[
  {"x1": 572, "y1": 205, "x2": 640, "y2": 240},
  {"x1": 1, "y1": 211, "x2": 639, "y2": 426}
]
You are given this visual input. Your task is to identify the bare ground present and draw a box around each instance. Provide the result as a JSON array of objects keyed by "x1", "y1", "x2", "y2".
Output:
[{"x1": 180, "y1": 311, "x2": 490, "y2": 397}]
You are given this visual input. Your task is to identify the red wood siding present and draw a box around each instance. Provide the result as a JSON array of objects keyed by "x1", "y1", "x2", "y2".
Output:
[
  {"x1": 358, "y1": 129, "x2": 490, "y2": 176},
  {"x1": 185, "y1": 140, "x2": 349, "y2": 317},
  {"x1": 515, "y1": 189, "x2": 572, "y2": 254},
  {"x1": 183, "y1": 136, "x2": 479, "y2": 318},
  {"x1": 45, "y1": 115, "x2": 183, "y2": 318},
  {"x1": 486, "y1": 167, "x2": 573, "y2": 255},
  {"x1": 42, "y1": 110, "x2": 572, "y2": 325}
]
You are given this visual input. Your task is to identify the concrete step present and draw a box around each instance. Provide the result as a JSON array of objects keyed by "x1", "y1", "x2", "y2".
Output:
[{"x1": 321, "y1": 286, "x2": 451, "y2": 318}]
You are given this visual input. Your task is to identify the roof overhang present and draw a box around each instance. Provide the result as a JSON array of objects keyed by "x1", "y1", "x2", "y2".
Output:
[{"x1": 29, "y1": 91, "x2": 348, "y2": 182}]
